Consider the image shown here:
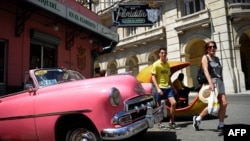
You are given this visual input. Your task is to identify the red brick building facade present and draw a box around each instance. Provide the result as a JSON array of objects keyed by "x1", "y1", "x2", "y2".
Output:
[{"x1": 0, "y1": 0, "x2": 118, "y2": 95}]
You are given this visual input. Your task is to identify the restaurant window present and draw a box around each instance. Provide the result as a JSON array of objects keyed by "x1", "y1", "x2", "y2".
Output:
[
  {"x1": 30, "y1": 43, "x2": 56, "y2": 69},
  {"x1": 30, "y1": 30, "x2": 61, "y2": 69}
]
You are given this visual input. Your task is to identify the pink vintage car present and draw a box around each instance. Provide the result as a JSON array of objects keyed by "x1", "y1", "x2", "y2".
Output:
[{"x1": 0, "y1": 68, "x2": 167, "y2": 141}]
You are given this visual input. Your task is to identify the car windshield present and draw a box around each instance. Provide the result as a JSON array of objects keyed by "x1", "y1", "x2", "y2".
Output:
[{"x1": 34, "y1": 68, "x2": 85, "y2": 87}]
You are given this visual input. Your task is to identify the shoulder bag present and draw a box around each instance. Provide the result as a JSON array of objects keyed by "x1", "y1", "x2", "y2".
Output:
[{"x1": 197, "y1": 56, "x2": 209, "y2": 84}]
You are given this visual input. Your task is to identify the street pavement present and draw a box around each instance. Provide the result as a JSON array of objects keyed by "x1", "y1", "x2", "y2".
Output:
[{"x1": 121, "y1": 91, "x2": 250, "y2": 141}]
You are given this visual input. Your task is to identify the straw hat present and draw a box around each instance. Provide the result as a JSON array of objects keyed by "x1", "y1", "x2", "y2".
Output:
[{"x1": 198, "y1": 85, "x2": 218, "y2": 103}]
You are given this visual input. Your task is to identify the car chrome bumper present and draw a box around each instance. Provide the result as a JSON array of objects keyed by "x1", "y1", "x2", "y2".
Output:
[{"x1": 101, "y1": 100, "x2": 167, "y2": 140}]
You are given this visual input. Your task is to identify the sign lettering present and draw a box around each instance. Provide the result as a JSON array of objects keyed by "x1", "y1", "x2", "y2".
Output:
[{"x1": 112, "y1": 4, "x2": 159, "y2": 27}]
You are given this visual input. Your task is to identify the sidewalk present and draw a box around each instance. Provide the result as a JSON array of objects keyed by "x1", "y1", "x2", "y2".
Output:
[
  {"x1": 189, "y1": 90, "x2": 250, "y2": 96},
  {"x1": 230, "y1": 90, "x2": 250, "y2": 95}
]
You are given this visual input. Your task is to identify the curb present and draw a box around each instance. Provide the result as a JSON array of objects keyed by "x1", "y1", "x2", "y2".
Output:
[{"x1": 189, "y1": 90, "x2": 250, "y2": 96}]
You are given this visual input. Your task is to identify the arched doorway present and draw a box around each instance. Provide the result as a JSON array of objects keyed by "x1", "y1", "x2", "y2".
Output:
[
  {"x1": 107, "y1": 60, "x2": 118, "y2": 75},
  {"x1": 239, "y1": 33, "x2": 250, "y2": 90},
  {"x1": 185, "y1": 39, "x2": 206, "y2": 89},
  {"x1": 125, "y1": 56, "x2": 138, "y2": 76},
  {"x1": 148, "y1": 50, "x2": 158, "y2": 65}
]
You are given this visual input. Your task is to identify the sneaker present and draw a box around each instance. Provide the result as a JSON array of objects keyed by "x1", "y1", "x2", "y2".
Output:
[
  {"x1": 158, "y1": 123, "x2": 167, "y2": 129},
  {"x1": 193, "y1": 116, "x2": 200, "y2": 131},
  {"x1": 217, "y1": 126, "x2": 224, "y2": 132},
  {"x1": 169, "y1": 122, "x2": 181, "y2": 130}
]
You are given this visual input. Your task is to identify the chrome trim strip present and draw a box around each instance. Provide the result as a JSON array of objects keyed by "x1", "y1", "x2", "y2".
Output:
[
  {"x1": 101, "y1": 101, "x2": 167, "y2": 140},
  {"x1": 0, "y1": 109, "x2": 92, "y2": 121},
  {"x1": 101, "y1": 118, "x2": 148, "y2": 140}
]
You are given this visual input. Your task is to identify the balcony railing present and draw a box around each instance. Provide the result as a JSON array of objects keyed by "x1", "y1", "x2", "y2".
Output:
[
  {"x1": 174, "y1": 9, "x2": 210, "y2": 34},
  {"x1": 114, "y1": 26, "x2": 165, "y2": 51},
  {"x1": 229, "y1": 3, "x2": 250, "y2": 18}
]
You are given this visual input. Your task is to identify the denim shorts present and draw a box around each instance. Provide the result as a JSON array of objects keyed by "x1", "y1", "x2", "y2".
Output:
[{"x1": 155, "y1": 87, "x2": 174, "y2": 101}]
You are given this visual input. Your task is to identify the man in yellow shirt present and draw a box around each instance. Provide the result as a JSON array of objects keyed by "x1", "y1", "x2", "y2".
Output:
[{"x1": 151, "y1": 47, "x2": 180, "y2": 130}]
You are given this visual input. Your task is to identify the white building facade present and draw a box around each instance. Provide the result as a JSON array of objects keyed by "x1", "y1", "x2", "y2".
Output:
[{"x1": 93, "y1": 0, "x2": 250, "y2": 94}]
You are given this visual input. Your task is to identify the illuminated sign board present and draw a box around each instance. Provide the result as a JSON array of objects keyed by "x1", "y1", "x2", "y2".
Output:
[{"x1": 112, "y1": 4, "x2": 159, "y2": 27}]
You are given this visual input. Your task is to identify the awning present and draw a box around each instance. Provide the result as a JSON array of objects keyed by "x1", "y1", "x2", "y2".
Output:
[{"x1": 25, "y1": 0, "x2": 119, "y2": 53}]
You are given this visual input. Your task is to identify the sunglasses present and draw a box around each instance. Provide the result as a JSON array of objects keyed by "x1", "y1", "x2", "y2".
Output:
[
  {"x1": 160, "y1": 52, "x2": 167, "y2": 54},
  {"x1": 208, "y1": 46, "x2": 217, "y2": 49}
]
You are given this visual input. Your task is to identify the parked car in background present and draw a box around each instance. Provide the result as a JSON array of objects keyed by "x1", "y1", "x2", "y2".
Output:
[{"x1": 0, "y1": 68, "x2": 167, "y2": 141}]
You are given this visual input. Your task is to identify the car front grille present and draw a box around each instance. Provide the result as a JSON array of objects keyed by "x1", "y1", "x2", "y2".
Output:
[{"x1": 124, "y1": 95, "x2": 156, "y2": 121}]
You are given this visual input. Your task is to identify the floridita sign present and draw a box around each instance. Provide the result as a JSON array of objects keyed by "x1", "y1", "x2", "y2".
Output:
[{"x1": 112, "y1": 4, "x2": 159, "y2": 27}]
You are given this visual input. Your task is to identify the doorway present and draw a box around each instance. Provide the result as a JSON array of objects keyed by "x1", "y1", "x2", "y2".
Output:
[{"x1": 0, "y1": 40, "x2": 6, "y2": 95}]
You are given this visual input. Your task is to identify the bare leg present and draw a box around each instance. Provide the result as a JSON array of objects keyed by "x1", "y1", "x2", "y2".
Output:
[
  {"x1": 199, "y1": 107, "x2": 208, "y2": 118},
  {"x1": 168, "y1": 97, "x2": 177, "y2": 123},
  {"x1": 218, "y1": 93, "x2": 228, "y2": 123}
]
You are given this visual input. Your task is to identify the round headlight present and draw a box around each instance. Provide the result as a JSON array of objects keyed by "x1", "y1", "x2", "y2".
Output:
[{"x1": 109, "y1": 87, "x2": 121, "y2": 106}]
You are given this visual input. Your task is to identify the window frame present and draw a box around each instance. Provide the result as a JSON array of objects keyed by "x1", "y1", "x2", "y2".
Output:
[{"x1": 184, "y1": 0, "x2": 205, "y2": 16}]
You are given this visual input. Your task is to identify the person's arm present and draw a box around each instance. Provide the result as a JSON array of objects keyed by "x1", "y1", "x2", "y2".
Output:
[
  {"x1": 202, "y1": 55, "x2": 215, "y2": 90},
  {"x1": 180, "y1": 81, "x2": 186, "y2": 89},
  {"x1": 170, "y1": 79, "x2": 178, "y2": 95},
  {"x1": 173, "y1": 79, "x2": 183, "y2": 91},
  {"x1": 151, "y1": 74, "x2": 163, "y2": 95}
]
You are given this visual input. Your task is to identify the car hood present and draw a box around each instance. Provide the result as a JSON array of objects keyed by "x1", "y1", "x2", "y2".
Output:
[{"x1": 36, "y1": 74, "x2": 145, "y2": 99}]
